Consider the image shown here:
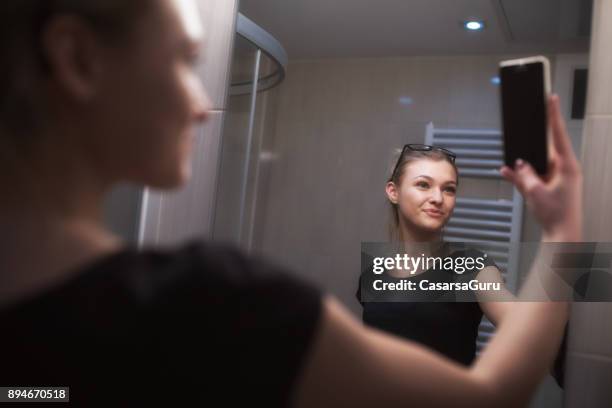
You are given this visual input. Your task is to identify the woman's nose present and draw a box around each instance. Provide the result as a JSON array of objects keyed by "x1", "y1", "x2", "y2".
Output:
[
  {"x1": 191, "y1": 80, "x2": 213, "y2": 124},
  {"x1": 194, "y1": 91, "x2": 212, "y2": 123},
  {"x1": 429, "y1": 189, "x2": 443, "y2": 204}
]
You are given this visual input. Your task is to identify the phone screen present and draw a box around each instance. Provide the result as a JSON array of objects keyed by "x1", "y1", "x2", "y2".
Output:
[{"x1": 500, "y1": 62, "x2": 548, "y2": 175}]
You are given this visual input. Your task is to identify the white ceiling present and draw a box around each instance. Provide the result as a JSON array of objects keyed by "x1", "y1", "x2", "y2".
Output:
[{"x1": 239, "y1": 0, "x2": 592, "y2": 60}]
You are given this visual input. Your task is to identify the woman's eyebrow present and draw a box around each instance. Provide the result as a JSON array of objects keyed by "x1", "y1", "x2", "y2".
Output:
[{"x1": 412, "y1": 175, "x2": 457, "y2": 185}]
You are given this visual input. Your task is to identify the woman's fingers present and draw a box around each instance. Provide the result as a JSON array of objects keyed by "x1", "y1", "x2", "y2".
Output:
[
  {"x1": 514, "y1": 159, "x2": 545, "y2": 197},
  {"x1": 500, "y1": 96, "x2": 582, "y2": 236},
  {"x1": 503, "y1": 159, "x2": 545, "y2": 199},
  {"x1": 548, "y1": 95, "x2": 577, "y2": 164},
  {"x1": 500, "y1": 161, "x2": 541, "y2": 192},
  {"x1": 499, "y1": 165, "x2": 516, "y2": 184}
]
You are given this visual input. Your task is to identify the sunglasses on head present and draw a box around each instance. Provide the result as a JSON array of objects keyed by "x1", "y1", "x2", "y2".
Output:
[{"x1": 390, "y1": 144, "x2": 457, "y2": 179}]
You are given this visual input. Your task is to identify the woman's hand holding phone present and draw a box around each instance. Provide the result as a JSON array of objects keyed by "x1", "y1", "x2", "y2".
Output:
[{"x1": 500, "y1": 94, "x2": 582, "y2": 241}]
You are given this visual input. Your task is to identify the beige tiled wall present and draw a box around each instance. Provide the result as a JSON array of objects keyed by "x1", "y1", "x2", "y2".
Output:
[{"x1": 566, "y1": 0, "x2": 612, "y2": 406}]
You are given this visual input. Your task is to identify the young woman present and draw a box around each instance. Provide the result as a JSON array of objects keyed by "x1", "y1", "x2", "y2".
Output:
[
  {"x1": 356, "y1": 144, "x2": 517, "y2": 366},
  {"x1": 0, "y1": 0, "x2": 583, "y2": 406}
]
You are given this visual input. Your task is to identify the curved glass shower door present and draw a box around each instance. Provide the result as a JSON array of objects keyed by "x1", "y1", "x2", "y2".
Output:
[{"x1": 212, "y1": 14, "x2": 287, "y2": 249}]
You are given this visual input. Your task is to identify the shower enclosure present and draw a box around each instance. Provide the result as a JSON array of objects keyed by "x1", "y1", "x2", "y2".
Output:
[
  {"x1": 211, "y1": 13, "x2": 287, "y2": 249},
  {"x1": 102, "y1": 13, "x2": 286, "y2": 249}
]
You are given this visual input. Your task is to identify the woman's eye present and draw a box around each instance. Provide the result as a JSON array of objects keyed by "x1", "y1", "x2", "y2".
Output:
[
  {"x1": 417, "y1": 182, "x2": 429, "y2": 188},
  {"x1": 445, "y1": 187, "x2": 456, "y2": 194}
]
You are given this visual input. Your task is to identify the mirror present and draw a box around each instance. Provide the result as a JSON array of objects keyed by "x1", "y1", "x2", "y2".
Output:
[{"x1": 214, "y1": 1, "x2": 594, "y2": 406}]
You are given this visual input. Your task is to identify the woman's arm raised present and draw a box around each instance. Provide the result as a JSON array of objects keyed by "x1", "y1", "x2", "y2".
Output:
[{"x1": 292, "y1": 95, "x2": 581, "y2": 408}]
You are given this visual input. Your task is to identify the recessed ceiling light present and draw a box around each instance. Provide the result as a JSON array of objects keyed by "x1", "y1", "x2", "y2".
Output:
[{"x1": 464, "y1": 20, "x2": 485, "y2": 31}]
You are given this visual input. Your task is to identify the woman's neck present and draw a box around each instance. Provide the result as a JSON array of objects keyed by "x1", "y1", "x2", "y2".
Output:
[
  {"x1": 395, "y1": 217, "x2": 445, "y2": 259},
  {"x1": 0, "y1": 134, "x2": 125, "y2": 306},
  {"x1": 0, "y1": 132, "x2": 111, "y2": 223}
]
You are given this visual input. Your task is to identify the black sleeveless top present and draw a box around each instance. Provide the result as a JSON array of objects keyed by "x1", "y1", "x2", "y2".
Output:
[
  {"x1": 0, "y1": 241, "x2": 322, "y2": 407},
  {"x1": 356, "y1": 244, "x2": 498, "y2": 366}
]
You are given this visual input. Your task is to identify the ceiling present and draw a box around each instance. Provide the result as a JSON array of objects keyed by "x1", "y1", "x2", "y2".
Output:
[{"x1": 239, "y1": 0, "x2": 593, "y2": 60}]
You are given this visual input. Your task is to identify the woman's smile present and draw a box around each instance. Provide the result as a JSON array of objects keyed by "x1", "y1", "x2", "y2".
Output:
[{"x1": 422, "y1": 208, "x2": 444, "y2": 218}]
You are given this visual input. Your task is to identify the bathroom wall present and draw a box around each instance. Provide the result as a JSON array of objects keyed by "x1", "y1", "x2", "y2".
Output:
[
  {"x1": 251, "y1": 53, "x2": 563, "y2": 314},
  {"x1": 565, "y1": 0, "x2": 612, "y2": 406}
]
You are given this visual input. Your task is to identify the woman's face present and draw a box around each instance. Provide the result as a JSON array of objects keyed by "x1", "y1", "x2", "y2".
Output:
[
  {"x1": 387, "y1": 159, "x2": 457, "y2": 233},
  {"x1": 83, "y1": 0, "x2": 211, "y2": 188}
]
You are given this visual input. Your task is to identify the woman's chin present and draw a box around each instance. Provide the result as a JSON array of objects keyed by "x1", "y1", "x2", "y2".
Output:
[
  {"x1": 418, "y1": 219, "x2": 445, "y2": 233},
  {"x1": 168, "y1": 168, "x2": 191, "y2": 190}
]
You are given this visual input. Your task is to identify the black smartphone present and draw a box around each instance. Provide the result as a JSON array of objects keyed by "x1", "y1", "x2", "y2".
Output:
[{"x1": 499, "y1": 56, "x2": 551, "y2": 175}]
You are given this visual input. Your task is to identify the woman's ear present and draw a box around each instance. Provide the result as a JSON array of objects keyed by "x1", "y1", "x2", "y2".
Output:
[
  {"x1": 386, "y1": 181, "x2": 399, "y2": 204},
  {"x1": 41, "y1": 15, "x2": 105, "y2": 101}
]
